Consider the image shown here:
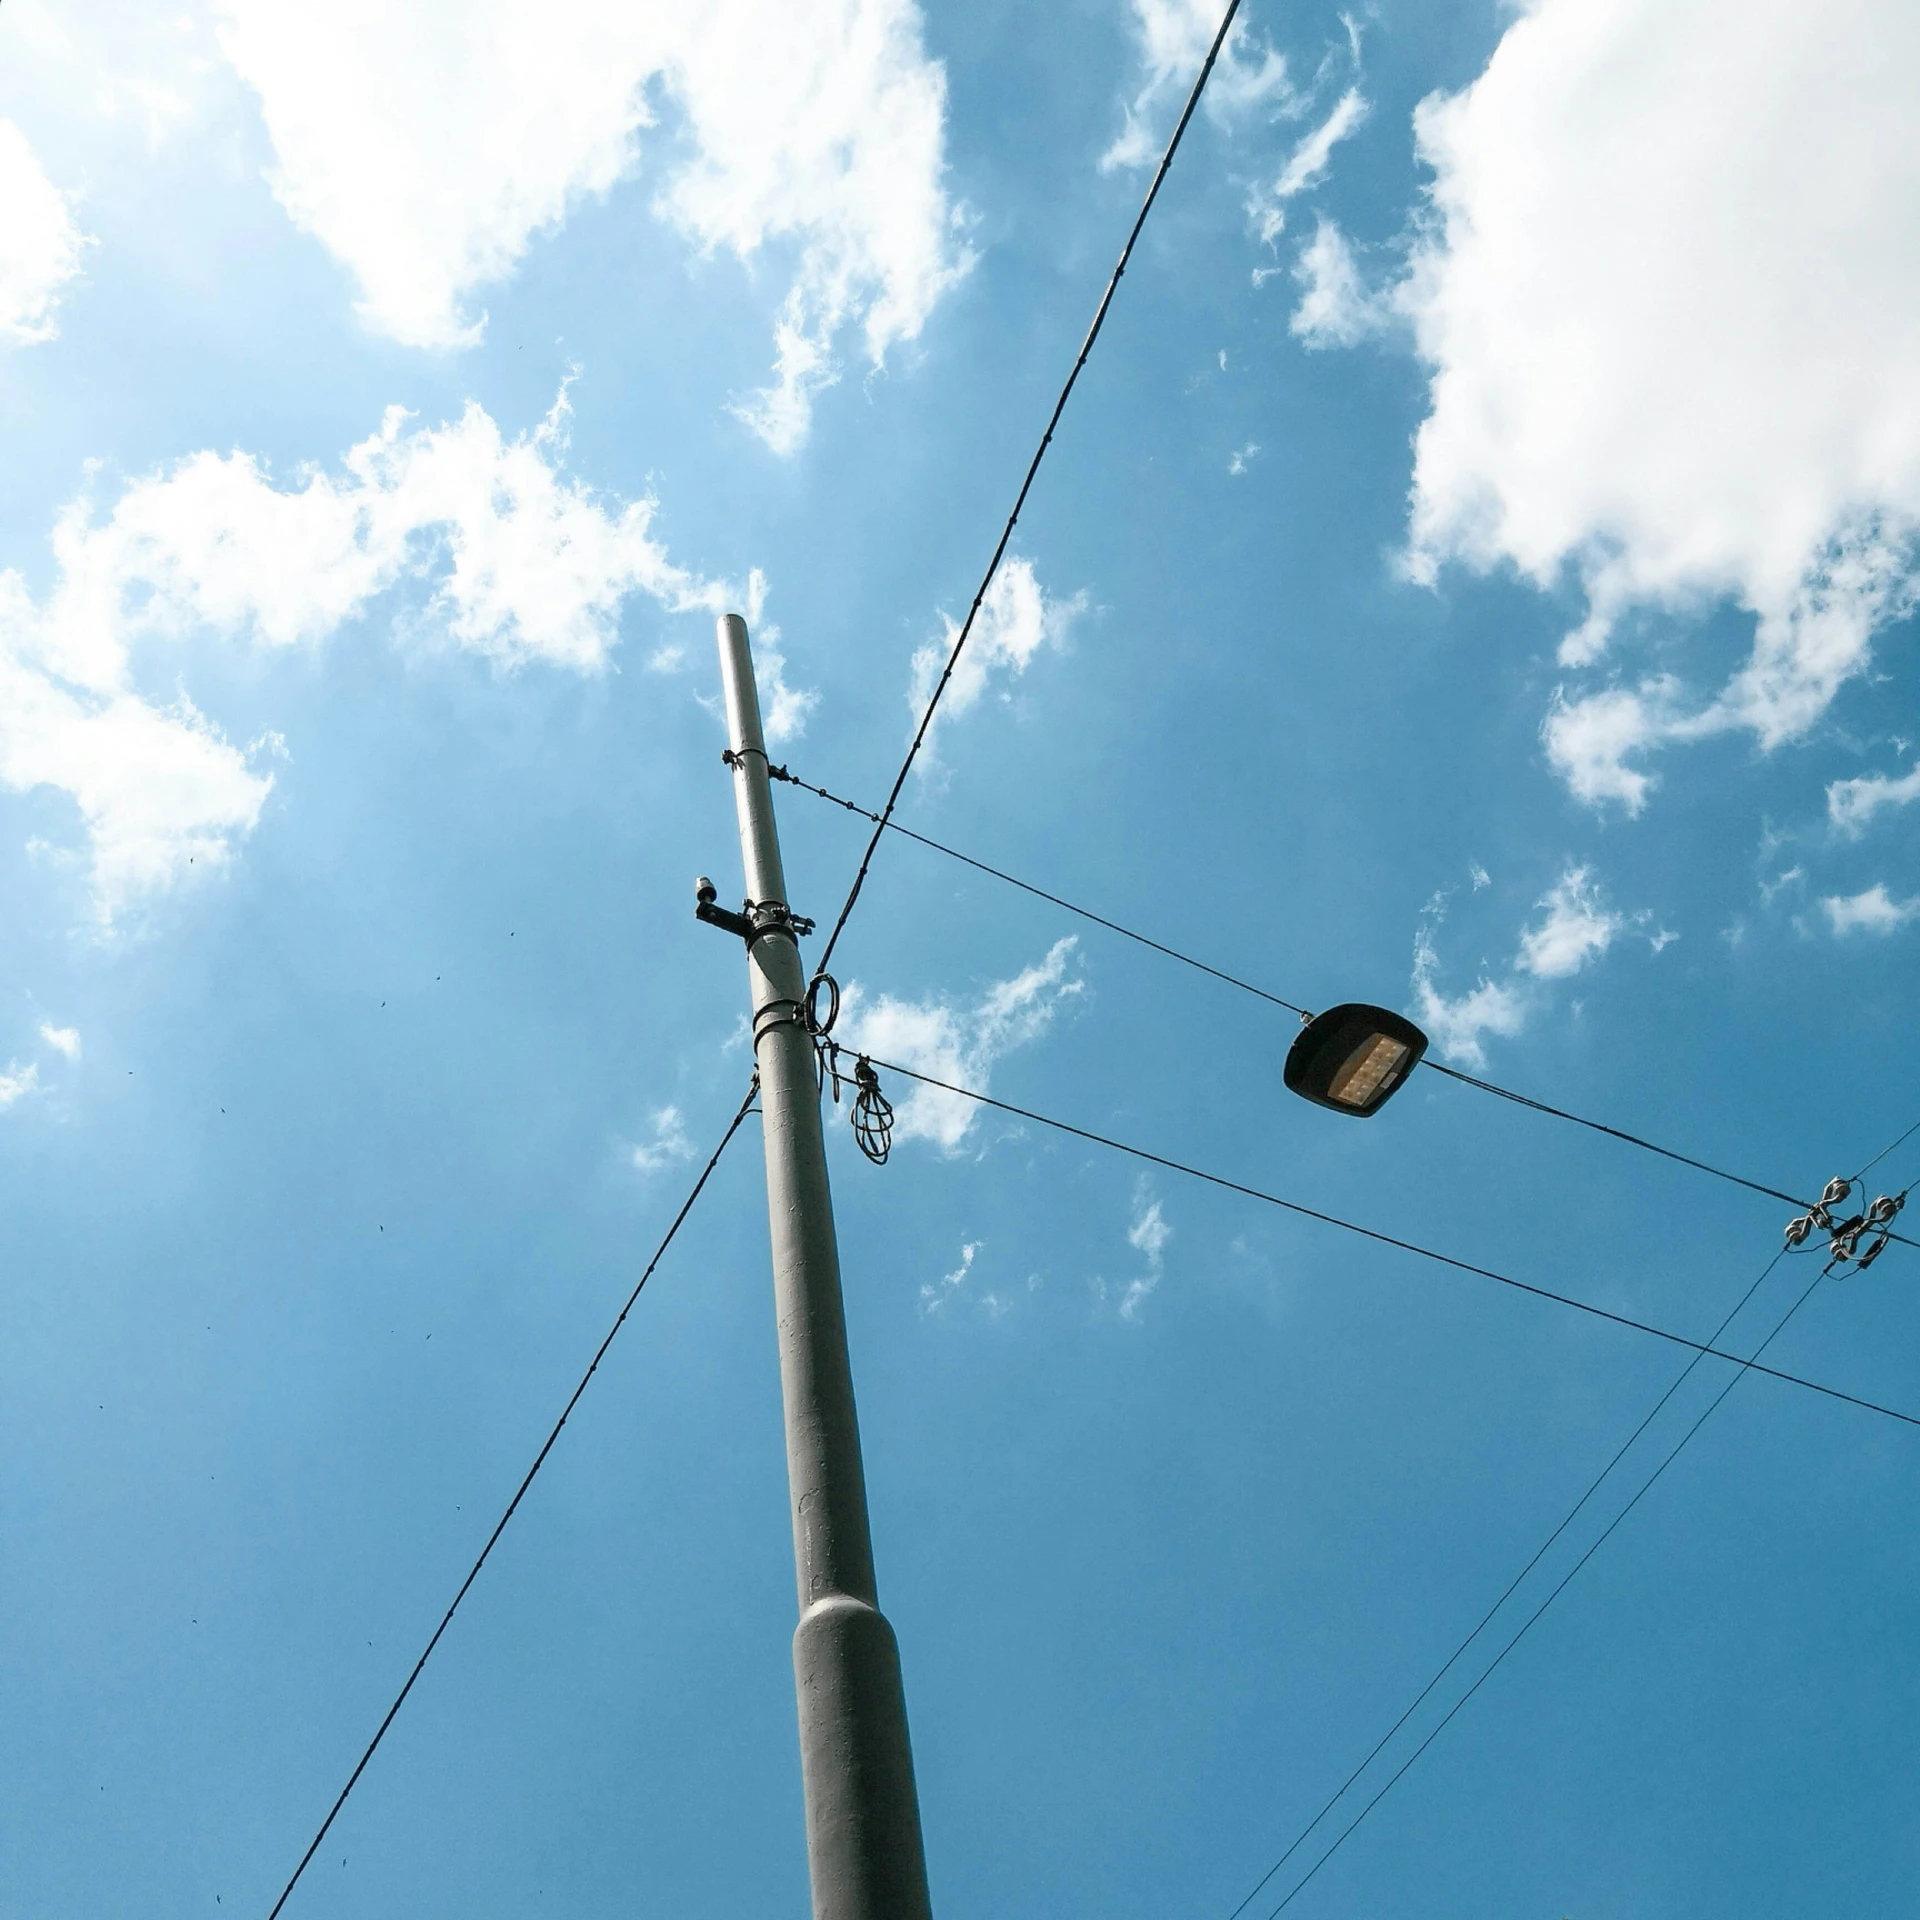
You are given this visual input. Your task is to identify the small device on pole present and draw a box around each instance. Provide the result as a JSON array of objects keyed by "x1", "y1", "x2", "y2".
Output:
[{"x1": 700, "y1": 613, "x2": 934, "y2": 1920}]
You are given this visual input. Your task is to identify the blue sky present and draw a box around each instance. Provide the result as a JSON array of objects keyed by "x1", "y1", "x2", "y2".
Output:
[{"x1": 3, "y1": 0, "x2": 1919, "y2": 1914}]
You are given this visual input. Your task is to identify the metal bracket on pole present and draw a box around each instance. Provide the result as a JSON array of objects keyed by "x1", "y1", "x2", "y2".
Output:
[{"x1": 695, "y1": 875, "x2": 817, "y2": 946}]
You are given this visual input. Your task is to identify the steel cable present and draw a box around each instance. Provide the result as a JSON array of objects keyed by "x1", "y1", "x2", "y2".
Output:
[
  {"x1": 779, "y1": 763, "x2": 1916, "y2": 1246},
  {"x1": 809, "y1": 0, "x2": 1246, "y2": 984},
  {"x1": 1221, "y1": 1244, "x2": 1790, "y2": 1920},
  {"x1": 261, "y1": 1081, "x2": 759, "y2": 1919},
  {"x1": 858, "y1": 1054, "x2": 1920, "y2": 1433},
  {"x1": 1254, "y1": 1256, "x2": 1833, "y2": 1918}
]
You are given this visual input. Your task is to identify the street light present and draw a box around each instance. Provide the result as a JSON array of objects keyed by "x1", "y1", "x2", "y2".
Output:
[{"x1": 1284, "y1": 1004, "x2": 1428, "y2": 1117}]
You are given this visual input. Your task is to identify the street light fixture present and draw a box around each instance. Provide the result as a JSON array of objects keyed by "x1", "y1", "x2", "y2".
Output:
[{"x1": 1284, "y1": 1004, "x2": 1428, "y2": 1117}]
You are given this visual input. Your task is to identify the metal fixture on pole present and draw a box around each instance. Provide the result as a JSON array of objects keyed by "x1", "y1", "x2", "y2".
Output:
[{"x1": 699, "y1": 612, "x2": 934, "y2": 1920}]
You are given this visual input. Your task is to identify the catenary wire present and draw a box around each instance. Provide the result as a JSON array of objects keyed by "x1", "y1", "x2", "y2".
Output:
[
  {"x1": 779, "y1": 763, "x2": 1918, "y2": 1244},
  {"x1": 858, "y1": 1054, "x2": 1920, "y2": 1433},
  {"x1": 1258, "y1": 1256, "x2": 1832, "y2": 1919},
  {"x1": 261, "y1": 1082, "x2": 759, "y2": 1920},
  {"x1": 1854, "y1": 1112, "x2": 1920, "y2": 1183},
  {"x1": 777, "y1": 763, "x2": 1309, "y2": 1015},
  {"x1": 808, "y1": 0, "x2": 1245, "y2": 985},
  {"x1": 1221, "y1": 1242, "x2": 1788, "y2": 1920}
]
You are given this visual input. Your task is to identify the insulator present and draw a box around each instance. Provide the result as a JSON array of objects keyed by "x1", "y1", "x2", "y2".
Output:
[
  {"x1": 1821, "y1": 1176, "x2": 1853, "y2": 1208},
  {"x1": 1785, "y1": 1215, "x2": 1813, "y2": 1249}
]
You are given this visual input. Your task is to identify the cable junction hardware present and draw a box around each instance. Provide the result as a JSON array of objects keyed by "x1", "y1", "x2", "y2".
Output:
[{"x1": 1784, "y1": 1176, "x2": 1908, "y2": 1270}]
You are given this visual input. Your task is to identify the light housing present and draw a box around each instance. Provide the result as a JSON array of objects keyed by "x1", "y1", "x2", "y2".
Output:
[{"x1": 1284, "y1": 1003, "x2": 1428, "y2": 1118}]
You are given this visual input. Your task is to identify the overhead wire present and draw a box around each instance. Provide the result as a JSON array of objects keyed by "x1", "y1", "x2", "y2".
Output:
[
  {"x1": 1221, "y1": 1241, "x2": 1790, "y2": 1920},
  {"x1": 1854, "y1": 1112, "x2": 1920, "y2": 1184},
  {"x1": 858, "y1": 1053, "x2": 1920, "y2": 1434},
  {"x1": 779, "y1": 763, "x2": 1916, "y2": 1244},
  {"x1": 809, "y1": 0, "x2": 1246, "y2": 984},
  {"x1": 261, "y1": 1081, "x2": 759, "y2": 1920},
  {"x1": 778, "y1": 763, "x2": 1309, "y2": 1015},
  {"x1": 1417, "y1": 1058, "x2": 1810, "y2": 1211},
  {"x1": 1253, "y1": 1254, "x2": 1836, "y2": 1919}
]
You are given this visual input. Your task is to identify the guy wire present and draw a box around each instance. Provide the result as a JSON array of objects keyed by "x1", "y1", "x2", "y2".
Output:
[{"x1": 261, "y1": 1081, "x2": 759, "y2": 1920}]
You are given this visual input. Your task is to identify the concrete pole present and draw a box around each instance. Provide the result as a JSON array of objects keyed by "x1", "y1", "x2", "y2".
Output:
[{"x1": 713, "y1": 613, "x2": 934, "y2": 1920}]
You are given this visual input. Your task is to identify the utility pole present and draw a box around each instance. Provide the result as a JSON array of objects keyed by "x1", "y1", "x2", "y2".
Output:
[{"x1": 700, "y1": 613, "x2": 934, "y2": 1920}]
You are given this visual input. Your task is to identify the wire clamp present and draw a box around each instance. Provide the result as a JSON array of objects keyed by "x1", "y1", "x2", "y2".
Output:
[
  {"x1": 751, "y1": 998, "x2": 807, "y2": 1050},
  {"x1": 723, "y1": 746, "x2": 797, "y2": 784}
]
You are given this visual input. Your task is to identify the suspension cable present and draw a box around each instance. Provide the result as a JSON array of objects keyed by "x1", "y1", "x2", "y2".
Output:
[
  {"x1": 778, "y1": 761, "x2": 1914, "y2": 1244},
  {"x1": 809, "y1": 0, "x2": 1245, "y2": 984},
  {"x1": 261, "y1": 1081, "x2": 759, "y2": 1919}
]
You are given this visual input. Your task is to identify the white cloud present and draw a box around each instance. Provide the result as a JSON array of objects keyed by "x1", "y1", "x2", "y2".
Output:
[
  {"x1": 0, "y1": 118, "x2": 89, "y2": 345},
  {"x1": 1249, "y1": 87, "x2": 1368, "y2": 245},
  {"x1": 1541, "y1": 681, "x2": 1673, "y2": 814},
  {"x1": 0, "y1": 1061, "x2": 40, "y2": 1109},
  {"x1": 1829, "y1": 760, "x2": 1920, "y2": 836},
  {"x1": 3, "y1": 1, "x2": 216, "y2": 151},
  {"x1": 1412, "y1": 862, "x2": 1647, "y2": 1063},
  {"x1": 0, "y1": 387, "x2": 746, "y2": 914},
  {"x1": 1385, "y1": 0, "x2": 1920, "y2": 812},
  {"x1": 1288, "y1": 215, "x2": 1389, "y2": 349},
  {"x1": 920, "y1": 1239, "x2": 979, "y2": 1316},
  {"x1": 1515, "y1": 865, "x2": 1622, "y2": 979},
  {"x1": 216, "y1": 0, "x2": 967, "y2": 452},
  {"x1": 1104, "y1": 0, "x2": 1300, "y2": 173},
  {"x1": 1823, "y1": 884, "x2": 1920, "y2": 936},
  {"x1": 630, "y1": 1104, "x2": 694, "y2": 1173},
  {"x1": 0, "y1": 633, "x2": 270, "y2": 920},
  {"x1": 748, "y1": 617, "x2": 820, "y2": 746},
  {"x1": 909, "y1": 557, "x2": 1084, "y2": 757},
  {"x1": 38, "y1": 1024, "x2": 81, "y2": 1061},
  {"x1": 1119, "y1": 1185, "x2": 1172, "y2": 1322},
  {"x1": 839, "y1": 936, "x2": 1083, "y2": 1152},
  {"x1": 1411, "y1": 928, "x2": 1528, "y2": 1069},
  {"x1": 1228, "y1": 442, "x2": 1260, "y2": 476}
]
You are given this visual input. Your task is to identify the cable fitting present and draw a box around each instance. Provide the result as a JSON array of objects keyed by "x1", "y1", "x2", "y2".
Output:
[
  {"x1": 694, "y1": 875, "x2": 815, "y2": 945},
  {"x1": 751, "y1": 998, "x2": 807, "y2": 1050},
  {"x1": 1787, "y1": 1180, "x2": 1906, "y2": 1273},
  {"x1": 722, "y1": 746, "x2": 796, "y2": 784},
  {"x1": 805, "y1": 972, "x2": 840, "y2": 1036}
]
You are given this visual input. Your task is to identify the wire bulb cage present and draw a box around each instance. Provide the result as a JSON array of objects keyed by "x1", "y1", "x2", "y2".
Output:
[{"x1": 851, "y1": 1056, "x2": 894, "y2": 1165}]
